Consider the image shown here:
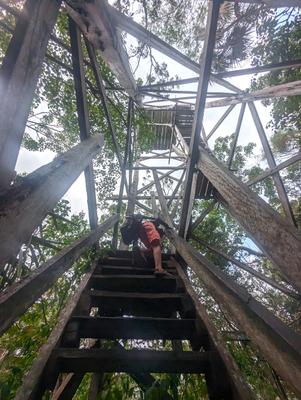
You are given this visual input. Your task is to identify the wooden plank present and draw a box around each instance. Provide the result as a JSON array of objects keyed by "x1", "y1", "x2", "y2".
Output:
[
  {"x1": 191, "y1": 200, "x2": 216, "y2": 231},
  {"x1": 65, "y1": 0, "x2": 136, "y2": 97},
  {"x1": 99, "y1": 265, "x2": 155, "y2": 275},
  {"x1": 89, "y1": 290, "x2": 186, "y2": 317},
  {"x1": 107, "y1": 3, "x2": 200, "y2": 74},
  {"x1": 153, "y1": 170, "x2": 174, "y2": 227},
  {"x1": 246, "y1": 152, "x2": 301, "y2": 186},
  {"x1": 227, "y1": 103, "x2": 246, "y2": 168},
  {"x1": 206, "y1": 105, "x2": 236, "y2": 140},
  {"x1": 192, "y1": 235, "x2": 300, "y2": 300},
  {"x1": 172, "y1": 259, "x2": 254, "y2": 400},
  {"x1": 0, "y1": 215, "x2": 117, "y2": 336},
  {"x1": 179, "y1": 0, "x2": 220, "y2": 237},
  {"x1": 69, "y1": 316, "x2": 195, "y2": 340},
  {"x1": 51, "y1": 348, "x2": 210, "y2": 374},
  {"x1": 197, "y1": 146, "x2": 301, "y2": 293},
  {"x1": 89, "y1": 274, "x2": 177, "y2": 293},
  {"x1": 51, "y1": 373, "x2": 84, "y2": 400},
  {"x1": 165, "y1": 229, "x2": 301, "y2": 398},
  {"x1": 206, "y1": 80, "x2": 301, "y2": 108},
  {"x1": 15, "y1": 265, "x2": 96, "y2": 400},
  {"x1": 69, "y1": 19, "x2": 98, "y2": 230},
  {"x1": 224, "y1": 0, "x2": 301, "y2": 6},
  {"x1": 0, "y1": 0, "x2": 62, "y2": 190},
  {"x1": 0, "y1": 134, "x2": 103, "y2": 267},
  {"x1": 248, "y1": 102, "x2": 296, "y2": 226}
]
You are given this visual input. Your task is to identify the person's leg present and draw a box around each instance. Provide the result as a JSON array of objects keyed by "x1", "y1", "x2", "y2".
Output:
[{"x1": 152, "y1": 244, "x2": 164, "y2": 273}]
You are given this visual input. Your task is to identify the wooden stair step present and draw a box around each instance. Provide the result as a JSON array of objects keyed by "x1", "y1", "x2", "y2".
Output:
[
  {"x1": 99, "y1": 265, "x2": 159, "y2": 275},
  {"x1": 102, "y1": 256, "x2": 169, "y2": 267},
  {"x1": 52, "y1": 348, "x2": 210, "y2": 374},
  {"x1": 107, "y1": 250, "x2": 171, "y2": 261},
  {"x1": 90, "y1": 275, "x2": 178, "y2": 293},
  {"x1": 68, "y1": 316, "x2": 196, "y2": 340},
  {"x1": 89, "y1": 290, "x2": 188, "y2": 317}
]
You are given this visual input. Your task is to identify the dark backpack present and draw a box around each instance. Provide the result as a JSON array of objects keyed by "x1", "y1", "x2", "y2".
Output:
[
  {"x1": 120, "y1": 214, "x2": 143, "y2": 245},
  {"x1": 120, "y1": 214, "x2": 169, "y2": 245}
]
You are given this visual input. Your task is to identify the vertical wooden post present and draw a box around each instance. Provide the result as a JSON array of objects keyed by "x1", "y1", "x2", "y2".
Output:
[
  {"x1": 69, "y1": 18, "x2": 98, "y2": 230},
  {"x1": 179, "y1": 0, "x2": 221, "y2": 237},
  {"x1": 112, "y1": 98, "x2": 133, "y2": 248},
  {"x1": 0, "y1": 0, "x2": 62, "y2": 191}
]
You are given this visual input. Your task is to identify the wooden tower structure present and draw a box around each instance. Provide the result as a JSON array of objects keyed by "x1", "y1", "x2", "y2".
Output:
[{"x1": 0, "y1": 0, "x2": 301, "y2": 399}]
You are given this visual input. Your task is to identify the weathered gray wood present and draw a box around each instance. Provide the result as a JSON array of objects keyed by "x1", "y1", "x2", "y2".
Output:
[
  {"x1": 227, "y1": 103, "x2": 246, "y2": 168},
  {"x1": 225, "y1": 0, "x2": 301, "y2": 7},
  {"x1": 65, "y1": 0, "x2": 136, "y2": 97},
  {"x1": 206, "y1": 105, "x2": 236, "y2": 140},
  {"x1": 248, "y1": 102, "x2": 296, "y2": 226},
  {"x1": 197, "y1": 146, "x2": 301, "y2": 292},
  {"x1": 51, "y1": 348, "x2": 210, "y2": 374},
  {"x1": 172, "y1": 259, "x2": 254, "y2": 400},
  {"x1": 191, "y1": 200, "x2": 217, "y2": 231},
  {"x1": 15, "y1": 264, "x2": 96, "y2": 400},
  {"x1": 179, "y1": 0, "x2": 220, "y2": 237},
  {"x1": 51, "y1": 373, "x2": 84, "y2": 400},
  {"x1": 246, "y1": 152, "x2": 301, "y2": 186},
  {"x1": 119, "y1": 162, "x2": 139, "y2": 249},
  {"x1": 69, "y1": 19, "x2": 99, "y2": 230},
  {"x1": 206, "y1": 80, "x2": 301, "y2": 108},
  {"x1": 0, "y1": 0, "x2": 62, "y2": 191},
  {"x1": 192, "y1": 235, "x2": 300, "y2": 300},
  {"x1": 153, "y1": 171, "x2": 174, "y2": 227},
  {"x1": 0, "y1": 215, "x2": 117, "y2": 336},
  {"x1": 0, "y1": 135, "x2": 103, "y2": 267},
  {"x1": 150, "y1": 191, "x2": 159, "y2": 218},
  {"x1": 165, "y1": 229, "x2": 301, "y2": 398}
]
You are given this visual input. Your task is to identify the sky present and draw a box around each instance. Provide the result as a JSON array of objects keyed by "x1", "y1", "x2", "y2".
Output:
[{"x1": 15, "y1": 4, "x2": 275, "y2": 220}]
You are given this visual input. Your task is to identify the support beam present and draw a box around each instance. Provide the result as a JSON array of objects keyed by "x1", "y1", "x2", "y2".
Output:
[
  {"x1": 112, "y1": 98, "x2": 133, "y2": 248},
  {"x1": 85, "y1": 40, "x2": 125, "y2": 173},
  {"x1": 150, "y1": 191, "x2": 159, "y2": 218},
  {"x1": 197, "y1": 146, "x2": 301, "y2": 292},
  {"x1": 137, "y1": 168, "x2": 181, "y2": 195},
  {"x1": 108, "y1": 195, "x2": 181, "y2": 200},
  {"x1": 65, "y1": 0, "x2": 136, "y2": 97},
  {"x1": 0, "y1": 0, "x2": 61, "y2": 190},
  {"x1": 248, "y1": 102, "x2": 296, "y2": 226},
  {"x1": 140, "y1": 59, "x2": 301, "y2": 93},
  {"x1": 214, "y1": 59, "x2": 301, "y2": 79},
  {"x1": 107, "y1": 3, "x2": 200, "y2": 74},
  {"x1": 191, "y1": 200, "x2": 217, "y2": 232},
  {"x1": 155, "y1": 182, "x2": 301, "y2": 398},
  {"x1": 119, "y1": 163, "x2": 139, "y2": 249},
  {"x1": 246, "y1": 152, "x2": 301, "y2": 186},
  {"x1": 0, "y1": 134, "x2": 103, "y2": 268},
  {"x1": 206, "y1": 105, "x2": 236, "y2": 141},
  {"x1": 172, "y1": 260, "x2": 254, "y2": 400},
  {"x1": 69, "y1": 19, "x2": 98, "y2": 230},
  {"x1": 227, "y1": 103, "x2": 246, "y2": 168},
  {"x1": 167, "y1": 170, "x2": 186, "y2": 208},
  {"x1": 206, "y1": 80, "x2": 301, "y2": 108},
  {"x1": 179, "y1": 0, "x2": 220, "y2": 237},
  {"x1": 153, "y1": 171, "x2": 174, "y2": 227},
  {"x1": 225, "y1": 0, "x2": 301, "y2": 6},
  {"x1": 15, "y1": 264, "x2": 97, "y2": 400},
  {"x1": 166, "y1": 228, "x2": 301, "y2": 398},
  {"x1": 191, "y1": 235, "x2": 300, "y2": 300},
  {"x1": 0, "y1": 215, "x2": 117, "y2": 336}
]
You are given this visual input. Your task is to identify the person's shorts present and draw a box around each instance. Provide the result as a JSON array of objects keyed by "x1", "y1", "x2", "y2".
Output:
[{"x1": 138, "y1": 221, "x2": 161, "y2": 249}]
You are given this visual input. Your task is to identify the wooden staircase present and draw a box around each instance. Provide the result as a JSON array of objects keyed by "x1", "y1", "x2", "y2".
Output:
[{"x1": 42, "y1": 250, "x2": 241, "y2": 399}]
